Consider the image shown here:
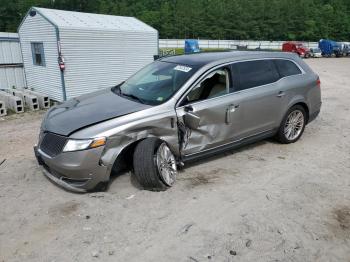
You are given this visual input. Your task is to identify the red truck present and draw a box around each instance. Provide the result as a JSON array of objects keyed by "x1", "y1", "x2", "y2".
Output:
[{"x1": 282, "y1": 42, "x2": 311, "y2": 58}]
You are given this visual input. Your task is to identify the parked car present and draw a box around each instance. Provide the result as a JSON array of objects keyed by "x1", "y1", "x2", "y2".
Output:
[
  {"x1": 345, "y1": 42, "x2": 350, "y2": 56},
  {"x1": 319, "y1": 39, "x2": 341, "y2": 57},
  {"x1": 282, "y1": 42, "x2": 311, "y2": 58},
  {"x1": 34, "y1": 52, "x2": 322, "y2": 192},
  {"x1": 338, "y1": 42, "x2": 350, "y2": 56},
  {"x1": 184, "y1": 39, "x2": 200, "y2": 54},
  {"x1": 310, "y1": 48, "x2": 323, "y2": 58}
]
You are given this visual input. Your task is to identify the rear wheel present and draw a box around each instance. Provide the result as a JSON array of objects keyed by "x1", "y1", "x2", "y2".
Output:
[
  {"x1": 133, "y1": 138, "x2": 177, "y2": 191},
  {"x1": 276, "y1": 105, "x2": 307, "y2": 144}
]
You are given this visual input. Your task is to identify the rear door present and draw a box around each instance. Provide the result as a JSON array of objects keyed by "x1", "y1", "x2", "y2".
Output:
[{"x1": 229, "y1": 59, "x2": 285, "y2": 139}]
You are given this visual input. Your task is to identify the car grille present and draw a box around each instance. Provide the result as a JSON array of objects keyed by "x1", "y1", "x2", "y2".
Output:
[{"x1": 40, "y1": 133, "x2": 67, "y2": 157}]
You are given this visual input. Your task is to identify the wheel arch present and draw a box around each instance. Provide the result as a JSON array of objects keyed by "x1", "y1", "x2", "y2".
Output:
[
  {"x1": 106, "y1": 136, "x2": 172, "y2": 177},
  {"x1": 110, "y1": 139, "x2": 145, "y2": 175},
  {"x1": 284, "y1": 95, "x2": 310, "y2": 122},
  {"x1": 292, "y1": 101, "x2": 310, "y2": 123}
]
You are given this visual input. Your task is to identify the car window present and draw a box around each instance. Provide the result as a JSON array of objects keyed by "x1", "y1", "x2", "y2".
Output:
[
  {"x1": 184, "y1": 68, "x2": 230, "y2": 104},
  {"x1": 274, "y1": 59, "x2": 302, "y2": 77},
  {"x1": 231, "y1": 60, "x2": 280, "y2": 91},
  {"x1": 118, "y1": 61, "x2": 198, "y2": 105}
]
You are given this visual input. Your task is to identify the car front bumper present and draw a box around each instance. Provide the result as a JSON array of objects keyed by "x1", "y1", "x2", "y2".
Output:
[{"x1": 34, "y1": 145, "x2": 109, "y2": 193}]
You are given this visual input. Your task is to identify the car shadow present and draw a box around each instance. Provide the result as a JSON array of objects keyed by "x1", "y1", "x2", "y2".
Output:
[{"x1": 109, "y1": 167, "x2": 144, "y2": 190}]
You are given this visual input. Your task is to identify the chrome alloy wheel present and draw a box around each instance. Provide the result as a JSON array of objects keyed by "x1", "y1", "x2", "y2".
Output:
[
  {"x1": 284, "y1": 110, "x2": 305, "y2": 141},
  {"x1": 155, "y1": 142, "x2": 177, "y2": 186}
]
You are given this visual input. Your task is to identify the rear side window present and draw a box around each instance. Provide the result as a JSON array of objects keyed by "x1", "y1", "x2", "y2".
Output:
[
  {"x1": 231, "y1": 60, "x2": 280, "y2": 91},
  {"x1": 274, "y1": 59, "x2": 302, "y2": 77}
]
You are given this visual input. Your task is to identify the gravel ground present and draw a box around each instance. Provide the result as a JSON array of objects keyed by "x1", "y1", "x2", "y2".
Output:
[{"x1": 0, "y1": 58, "x2": 350, "y2": 262}]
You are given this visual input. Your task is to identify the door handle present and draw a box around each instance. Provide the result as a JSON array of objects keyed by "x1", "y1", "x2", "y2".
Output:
[
  {"x1": 226, "y1": 104, "x2": 239, "y2": 124},
  {"x1": 184, "y1": 105, "x2": 193, "y2": 112},
  {"x1": 228, "y1": 104, "x2": 239, "y2": 113},
  {"x1": 277, "y1": 91, "x2": 286, "y2": 98}
]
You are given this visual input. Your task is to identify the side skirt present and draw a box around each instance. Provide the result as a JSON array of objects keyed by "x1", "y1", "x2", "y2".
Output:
[{"x1": 182, "y1": 129, "x2": 277, "y2": 163}]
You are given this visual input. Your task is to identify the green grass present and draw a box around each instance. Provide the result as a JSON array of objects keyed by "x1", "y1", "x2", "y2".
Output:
[{"x1": 160, "y1": 47, "x2": 229, "y2": 55}]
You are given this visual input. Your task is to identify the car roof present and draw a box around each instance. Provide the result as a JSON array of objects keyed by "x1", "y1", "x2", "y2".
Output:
[{"x1": 159, "y1": 51, "x2": 298, "y2": 67}]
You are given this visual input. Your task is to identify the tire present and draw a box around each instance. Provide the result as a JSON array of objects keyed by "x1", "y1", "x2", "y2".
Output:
[
  {"x1": 276, "y1": 105, "x2": 307, "y2": 144},
  {"x1": 133, "y1": 138, "x2": 177, "y2": 191}
]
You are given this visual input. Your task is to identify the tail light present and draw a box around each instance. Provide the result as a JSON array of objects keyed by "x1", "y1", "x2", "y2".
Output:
[{"x1": 316, "y1": 77, "x2": 321, "y2": 88}]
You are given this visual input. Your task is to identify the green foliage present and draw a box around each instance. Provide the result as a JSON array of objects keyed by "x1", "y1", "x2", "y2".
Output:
[{"x1": 1, "y1": 0, "x2": 349, "y2": 41}]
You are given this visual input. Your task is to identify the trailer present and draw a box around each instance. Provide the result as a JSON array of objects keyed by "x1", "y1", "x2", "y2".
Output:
[{"x1": 319, "y1": 39, "x2": 341, "y2": 57}]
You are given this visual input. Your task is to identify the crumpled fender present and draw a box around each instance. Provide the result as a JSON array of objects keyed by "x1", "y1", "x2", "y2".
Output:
[{"x1": 99, "y1": 115, "x2": 179, "y2": 176}]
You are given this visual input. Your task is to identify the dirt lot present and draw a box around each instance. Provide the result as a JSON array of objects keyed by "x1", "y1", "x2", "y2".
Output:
[{"x1": 0, "y1": 58, "x2": 350, "y2": 262}]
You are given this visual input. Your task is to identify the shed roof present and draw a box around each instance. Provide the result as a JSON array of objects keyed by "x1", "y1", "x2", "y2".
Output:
[
  {"x1": 0, "y1": 32, "x2": 19, "y2": 40},
  {"x1": 32, "y1": 7, "x2": 157, "y2": 33}
]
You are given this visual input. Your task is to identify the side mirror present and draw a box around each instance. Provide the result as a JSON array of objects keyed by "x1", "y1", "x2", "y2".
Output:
[{"x1": 183, "y1": 108, "x2": 200, "y2": 130}]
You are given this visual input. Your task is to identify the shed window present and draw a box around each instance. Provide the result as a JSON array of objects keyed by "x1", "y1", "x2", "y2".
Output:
[{"x1": 31, "y1": 42, "x2": 45, "y2": 66}]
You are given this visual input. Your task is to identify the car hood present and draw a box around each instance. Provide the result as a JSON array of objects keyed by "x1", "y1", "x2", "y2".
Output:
[{"x1": 42, "y1": 87, "x2": 151, "y2": 136}]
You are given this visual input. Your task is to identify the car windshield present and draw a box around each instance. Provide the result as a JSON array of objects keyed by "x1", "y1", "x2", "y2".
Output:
[{"x1": 116, "y1": 61, "x2": 198, "y2": 105}]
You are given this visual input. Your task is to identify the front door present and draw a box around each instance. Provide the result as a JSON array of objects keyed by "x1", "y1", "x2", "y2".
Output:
[{"x1": 176, "y1": 66, "x2": 242, "y2": 156}]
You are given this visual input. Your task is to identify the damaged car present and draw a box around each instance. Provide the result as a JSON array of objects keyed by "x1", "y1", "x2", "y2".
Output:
[{"x1": 34, "y1": 51, "x2": 322, "y2": 192}]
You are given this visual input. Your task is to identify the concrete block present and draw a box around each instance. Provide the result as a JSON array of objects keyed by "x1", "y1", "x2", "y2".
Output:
[
  {"x1": 0, "y1": 100, "x2": 7, "y2": 116},
  {"x1": 21, "y1": 89, "x2": 50, "y2": 109},
  {"x1": 0, "y1": 91, "x2": 24, "y2": 113},
  {"x1": 9, "y1": 90, "x2": 39, "y2": 111}
]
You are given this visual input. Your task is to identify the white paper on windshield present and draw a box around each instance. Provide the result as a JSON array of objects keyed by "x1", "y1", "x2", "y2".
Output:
[{"x1": 174, "y1": 65, "x2": 192, "y2": 73}]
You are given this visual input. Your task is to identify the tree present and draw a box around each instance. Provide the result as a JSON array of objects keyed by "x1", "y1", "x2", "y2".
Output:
[{"x1": 1, "y1": 0, "x2": 350, "y2": 41}]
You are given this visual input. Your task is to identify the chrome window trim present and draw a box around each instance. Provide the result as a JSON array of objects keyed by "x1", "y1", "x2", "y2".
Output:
[{"x1": 176, "y1": 57, "x2": 305, "y2": 108}]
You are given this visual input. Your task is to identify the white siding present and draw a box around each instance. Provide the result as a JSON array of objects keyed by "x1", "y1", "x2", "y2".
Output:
[
  {"x1": 0, "y1": 35, "x2": 22, "y2": 64},
  {"x1": 59, "y1": 28, "x2": 158, "y2": 99},
  {"x1": 0, "y1": 33, "x2": 26, "y2": 89},
  {"x1": 0, "y1": 67, "x2": 26, "y2": 89},
  {"x1": 19, "y1": 13, "x2": 63, "y2": 101}
]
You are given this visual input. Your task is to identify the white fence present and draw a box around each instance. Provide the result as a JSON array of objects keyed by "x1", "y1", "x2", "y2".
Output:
[
  {"x1": 159, "y1": 39, "x2": 319, "y2": 50},
  {"x1": 0, "y1": 32, "x2": 26, "y2": 90}
]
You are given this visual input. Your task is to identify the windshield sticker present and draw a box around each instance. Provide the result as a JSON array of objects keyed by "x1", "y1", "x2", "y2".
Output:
[
  {"x1": 174, "y1": 65, "x2": 192, "y2": 73},
  {"x1": 157, "y1": 97, "x2": 164, "y2": 101}
]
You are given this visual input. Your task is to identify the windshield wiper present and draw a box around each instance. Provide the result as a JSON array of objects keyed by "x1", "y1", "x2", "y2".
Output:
[
  {"x1": 112, "y1": 82, "x2": 125, "y2": 95},
  {"x1": 113, "y1": 83, "x2": 146, "y2": 104},
  {"x1": 121, "y1": 92, "x2": 145, "y2": 104}
]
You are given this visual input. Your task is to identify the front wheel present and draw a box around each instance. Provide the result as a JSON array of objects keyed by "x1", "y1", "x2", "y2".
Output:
[
  {"x1": 133, "y1": 138, "x2": 177, "y2": 191},
  {"x1": 276, "y1": 105, "x2": 307, "y2": 144}
]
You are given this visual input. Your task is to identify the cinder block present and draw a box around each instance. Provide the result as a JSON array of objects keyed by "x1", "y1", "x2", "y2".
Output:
[
  {"x1": 10, "y1": 90, "x2": 39, "y2": 111},
  {"x1": 0, "y1": 100, "x2": 7, "y2": 116},
  {"x1": 0, "y1": 91, "x2": 24, "y2": 113},
  {"x1": 21, "y1": 89, "x2": 50, "y2": 109}
]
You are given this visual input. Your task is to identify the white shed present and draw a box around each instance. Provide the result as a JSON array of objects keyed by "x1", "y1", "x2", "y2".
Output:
[
  {"x1": 18, "y1": 7, "x2": 158, "y2": 101},
  {"x1": 0, "y1": 32, "x2": 26, "y2": 90}
]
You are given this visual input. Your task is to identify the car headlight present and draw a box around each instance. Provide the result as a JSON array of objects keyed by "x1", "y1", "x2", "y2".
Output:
[{"x1": 63, "y1": 137, "x2": 106, "y2": 152}]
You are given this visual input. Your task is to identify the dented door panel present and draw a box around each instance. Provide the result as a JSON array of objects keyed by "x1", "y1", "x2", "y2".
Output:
[{"x1": 176, "y1": 94, "x2": 243, "y2": 156}]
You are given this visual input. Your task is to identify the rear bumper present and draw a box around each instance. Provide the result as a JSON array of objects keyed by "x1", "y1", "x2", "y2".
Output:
[{"x1": 34, "y1": 145, "x2": 109, "y2": 193}]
